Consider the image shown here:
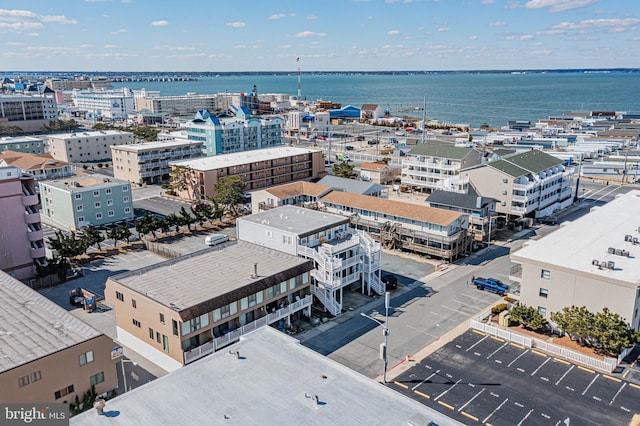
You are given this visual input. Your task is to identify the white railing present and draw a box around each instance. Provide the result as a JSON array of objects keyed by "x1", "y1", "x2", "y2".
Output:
[
  {"x1": 470, "y1": 320, "x2": 533, "y2": 347},
  {"x1": 311, "y1": 285, "x2": 341, "y2": 316},
  {"x1": 183, "y1": 294, "x2": 312, "y2": 364}
]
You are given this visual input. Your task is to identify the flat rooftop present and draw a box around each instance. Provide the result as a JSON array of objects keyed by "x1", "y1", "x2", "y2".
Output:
[
  {"x1": 172, "y1": 146, "x2": 321, "y2": 171},
  {"x1": 238, "y1": 205, "x2": 350, "y2": 236},
  {"x1": 70, "y1": 327, "x2": 459, "y2": 426},
  {"x1": 512, "y1": 190, "x2": 640, "y2": 285},
  {"x1": 111, "y1": 140, "x2": 202, "y2": 152},
  {"x1": 46, "y1": 130, "x2": 131, "y2": 139},
  {"x1": 41, "y1": 175, "x2": 129, "y2": 191},
  {"x1": 109, "y1": 240, "x2": 311, "y2": 313},
  {"x1": 0, "y1": 271, "x2": 103, "y2": 373}
]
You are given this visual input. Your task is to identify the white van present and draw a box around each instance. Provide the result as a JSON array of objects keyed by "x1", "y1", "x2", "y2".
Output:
[{"x1": 204, "y1": 234, "x2": 229, "y2": 246}]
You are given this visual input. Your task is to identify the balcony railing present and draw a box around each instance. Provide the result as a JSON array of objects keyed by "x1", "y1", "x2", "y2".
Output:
[
  {"x1": 25, "y1": 211, "x2": 41, "y2": 224},
  {"x1": 22, "y1": 194, "x2": 39, "y2": 207},
  {"x1": 30, "y1": 246, "x2": 46, "y2": 259},
  {"x1": 27, "y1": 229, "x2": 44, "y2": 242},
  {"x1": 183, "y1": 294, "x2": 312, "y2": 364}
]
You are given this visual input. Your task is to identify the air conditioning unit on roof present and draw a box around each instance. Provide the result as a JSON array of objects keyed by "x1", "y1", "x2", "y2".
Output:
[{"x1": 591, "y1": 259, "x2": 599, "y2": 266}]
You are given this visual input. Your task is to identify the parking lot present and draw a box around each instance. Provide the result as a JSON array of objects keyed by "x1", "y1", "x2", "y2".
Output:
[{"x1": 391, "y1": 329, "x2": 640, "y2": 425}]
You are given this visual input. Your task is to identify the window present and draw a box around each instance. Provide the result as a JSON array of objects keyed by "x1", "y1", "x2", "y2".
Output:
[
  {"x1": 30, "y1": 371, "x2": 41, "y2": 383},
  {"x1": 162, "y1": 335, "x2": 169, "y2": 353},
  {"x1": 79, "y1": 350, "x2": 94, "y2": 366},
  {"x1": 54, "y1": 385, "x2": 74, "y2": 400},
  {"x1": 539, "y1": 288, "x2": 549, "y2": 298},
  {"x1": 106, "y1": 188, "x2": 112, "y2": 194},
  {"x1": 108, "y1": 210, "x2": 115, "y2": 217},
  {"x1": 77, "y1": 215, "x2": 84, "y2": 222},
  {"x1": 75, "y1": 193, "x2": 82, "y2": 200},
  {"x1": 93, "y1": 190, "x2": 100, "y2": 197},
  {"x1": 96, "y1": 213, "x2": 103, "y2": 220},
  {"x1": 107, "y1": 199, "x2": 113, "y2": 206},
  {"x1": 302, "y1": 272, "x2": 309, "y2": 284},
  {"x1": 124, "y1": 207, "x2": 131, "y2": 214},
  {"x1": 76, "y1": 205, "x2": 83, "y2": 212},
  {"x1": 160, "y1": 313, "x2": 165, "y2": 324},
  {"x1": 172, "y1": 319, "x2": 178, "y2": 336},
  {"x1": 149, "y1": 328, "x2": 154, "y2": 339},
  {"x1": 538, "y1": 306, "x2": 547, "y2": 315},
  {"x1": 122, "y1": 185, "x2": 129, "y2": 192},
  {"x1": 156, "y1": 332, "x2": 161, "y2": 344},
  {"x1": 181, "y1": 313, "x2": 210, "y2": 334},
  {"x1": 266, "y1": 230, "x2": 272, "y2": 238},
  {"x1": 90, "y1": 372, "x2": 105, "y2": 386},
  {"x1": 541, "y1": 269, "x2": 550, "y2": 279},
  {"x1": 132, "y1": 319, "x2": 141, "y2": 327},
  {"x1": 282, "y1": 235, "x2": 292, "y2": 245},
  {"x1": 18, "y1": 375, "x2": 30, "y2": 388},
  {"x1": 123, "y1": 196, "x2": 130, "y2": 203},
  {"x1": 95, "y1": 201, "x2": 101, "y2": 208},
  {"x1": 116, "y1": 291, "x2": 124, "y2": 301},
  {"x1": 132, "y1": 299, "x2": 137, "y2": 308}
]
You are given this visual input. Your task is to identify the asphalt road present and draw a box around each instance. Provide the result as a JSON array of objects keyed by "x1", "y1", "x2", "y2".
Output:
[{"x1": 391, "y1": 330, "x2": 640, "y2": 426}]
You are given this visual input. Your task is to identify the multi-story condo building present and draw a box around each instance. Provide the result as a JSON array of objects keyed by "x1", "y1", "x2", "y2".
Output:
[
  {"x1": 170, "y1": 146, "x2": 325, "y2": 201},
  {"x1": 39, "y1": 176, "x2": 134, "y2": 231},
  {"x1": 105, "y1": 240, "x2": 314, "y2": 372},
  {"x1": 72, "y1": 89, "x2": 134, "y2": 120},
  {"x1": 237, "y1": 206, "x2": 383, "y2": 316},
  {"x1": 134, "y1": 91, "x2": 218, "y2": 116},
  {"x1": 47, "y1": 130, "x2": 134, "y2": 163},
  {"x1": 0, "y1": 94, "x2": 58, "y2": 133},
  {"x1": 111, "y1": 140, "x2": 203, "y2": 186},
  {"x1": 401, "y1": 144, "x2": 483, "y2": 194},
  {"x1": 0, "y1": 270, "x2": 117, "y2": 404},
  {"x1": 284, "y1": 110, "x2": 330, "y2": 139},
  {"x1": 185, "y1": 108, "x2": 284, "y2": 156},
  {"x1": 0, "y1": 166, "x2": 46, "y2": 279},
  {"x1": 0, "y1": 151, "x2": 75, "y2": 181},
  {"x1": 510, "y1": 190, "x2": 640, "y2": 330},
  {"x1": 0, "y1": 136, "x2": 45, "y2": 154},
  {"x1": 45, "y1": 77, "x2": 112, "y2": 91},
  {"x1": 464, "y1": 150, "x2": 574, "y2": 219}
]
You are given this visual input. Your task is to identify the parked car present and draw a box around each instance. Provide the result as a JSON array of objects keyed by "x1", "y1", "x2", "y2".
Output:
[
  {"x1": 368, "y1": 139, "x2": 380, "y2": 145},
  {"x1": 474, "y1": 277, "x2": 509, "y2": 296},
  {"x1": 382, "y1": 274, "x2": 398, "y2": 290},
  {"x1": 345, "y1": 145, "x2": 355, "y2": 151},
  {"x1": 539, "y1": 216, "x2": 558, "y2": 225}
]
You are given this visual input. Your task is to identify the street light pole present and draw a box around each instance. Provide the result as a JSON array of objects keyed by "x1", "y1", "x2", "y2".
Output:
[{"x1": 361, "y1": 292, "x2": 391, "y2": 383}]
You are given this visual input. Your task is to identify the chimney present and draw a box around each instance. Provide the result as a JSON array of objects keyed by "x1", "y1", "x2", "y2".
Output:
[{"x1": 251, "y1": 263, "x2": 258, "y2": 279}]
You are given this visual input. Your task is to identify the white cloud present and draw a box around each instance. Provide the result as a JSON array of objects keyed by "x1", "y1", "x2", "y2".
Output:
[
  {"x1": 151, "y1": 20, "x2": 169, "y2": 27},
  {"x1": 233, "y1": 45, "x2": 247, "y2": 49},
  {"x1": 551, "y1": 18, "x2": 640, "y2": 31},
  {"x1": 438, "y1": 27, "x2": 449, "y2": 32},
  {"x1": 481, "y1": 0, "x2": 496, "y2": 3},
  {"x1": 40, "y1": 15, "x2": 77, "y2": 24},
  {"x1": 531, "y1": 50, "x2": 552, "y2": 55},
  {"x1": 295, "y1": 30, "x2": 326, "y2": 37},
  {"x1": 505, "y1": 34, "x2": 535, "y2": 41},
  {"x1": 279, "y1": 44, "x2": 292, "y2": 49},
  {"x1": 80, "y1": 44, "x2": 93, "y2": 48},
  {"x1": 0, "y1": 9, "x2": 76, "y2": 32},
  {"x1": 110, "y1": 29, "x2": 128, "y2": 35},
  {"x1": 103, "y1": 44, "x2": 120, "y2": 49},
  {"x1": 307, "y1": 15, "x2": 318, "y2": 20},
  {"x1": 489, "y1": 21, "x2": 507, "y2": 27},
  {"x1": 27, "y1": 32, "x2": 38, "y2": 36},
  {"x1": 387, "y1": 30, "x2": 400, "y2": 36},
  {"x1": 268, "y1": 14, "x2": 286, "y2": 20},
  {"x1": 226, "y1": 21, "x2": 246, "y2": 28},
  {"x1": 152, "y1": 45, "x2": 196, "y2": 51},
  {"x1": 6, "y1": 41, "x2": 24, "y2": 46},
  {"x1": 0, "y1": 22, "x2": 43, "y2": 30},
  {"x1": 469, "y1": 35, "x2": 478, "y2": 40},
  {"x1": 525, "y1": 0, "x2": 599, "y2": 13}
]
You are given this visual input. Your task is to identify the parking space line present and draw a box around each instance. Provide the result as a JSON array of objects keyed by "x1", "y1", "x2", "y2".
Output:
[
  {"x1": 460, "y1": 411, "x2": 479, "y2": 422},
  {"x1": 531, "y1": 357, "x2": 551, "y2": 376},
  {"x1": 472, "y1": 330, "x2": 486, "y2": 336},
  {"x1": 603, "y1": 375, "x2": 621, "y2": 382},
  {"x1": 434, "y1": 379, "x2": 461, "y2": 401},
  {"x1": 531, "y1": 350, "x2": 547, "y2": 357},
  {"x1": 414, "y1": 390, "x2": 430, "y2": 400},
  {"x1": 610, "y1": 383, "x2": 627, "y2": 405},
  {"x1": 629, "y1": 383, "x2": 640, "y2": 390},
  {"x1": 508, "y1": 349, "x2": 529, "y2": 367},
  {"x1": 406, "y1": 324, "x2": 440, "y2": 338},
  {"x1": 393, "y1": 381, "x2": 408, "y2": 389},
  {"x1": 459, "y1": 292, "x2": 487, "y2": 302},
  {"x1": 623, "y1": 369, "x2": 630, "y2": 378},
  {"x1": 555, "y1": 365, "x2": 574, "y2": 386},
  {"x1": 490, "y1": 336, "x2": 504, "y2": 342},
  {"x1": 458, "y1": 388, "x2": 485, "y2": 412},
  {"x1": 516, "y1": 409, "x2": 534, "y2": 426},
  {"x1": 554, "y1": 358, "x2": 570, "y2": 365},
  {"x1": 482, "y1": 398, "x2": 508, "y2": 424},
  {"x1": 437, "y1": 401, "x2": 454, "y2": 410},
  {"x1": 442, "y1": 305, "x2": 465, "y2": 314},
  {"x1": 466, "y1": 335, "x2": 489, "y2": 352},
  {"x1": 510, "y1": 343, "x2": 525, "y2": 349},
  {"x1": 411, "y1": 369, "x2": 439, "y2": 391},
  {"x1": 581, "y1": 374, "x2": 600, "y2": 395},
  {"x1": 487, "y1": 341, "x2": 509, "y2": 359},
  {"x1": 578, "y1": 366, "x2": 595, "y2": 374}
]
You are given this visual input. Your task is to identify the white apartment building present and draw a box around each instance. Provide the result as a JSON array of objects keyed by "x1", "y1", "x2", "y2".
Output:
[
  {"x1": 464, "y1": 150, "x2": 574, "y2": 218},
  {"x1": 237, "y1": 206, "x2": 383, "y2": 316},
  {"x1": 510, "y1": 190, "x2": 640, "y2": 330},
  {"x1": 47, "y1": 130, "x2": 134, "y2": 163},
  {"x1": 0, "y1": 94, "x2": 58, "y2": 133},
  {"x1": 401, "y1": 144, "x2": 483, "y2": 193},
  {"x1": 72, "y1": 89, "x2": 134, "y2": 120},
  {"x1": 111, "y1": 140, "x2": 203, "y2": 185},
  {"x1": 134, "y1": 91, "x2": 218, "y2": 116},
  {"x1": 285, "y1": 110, "x2": 331, "y2": 139}
]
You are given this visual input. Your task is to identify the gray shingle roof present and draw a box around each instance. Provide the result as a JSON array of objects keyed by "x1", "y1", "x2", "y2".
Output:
[
  {"x1": 407, "y1": 144, "x2": 474, "y2": 160},
  {"x1": 318, "y1": 175, "x2": 386, "y2": 196},
  {"x1": 426, "y1": 185, "x2": 493, "y2": 211}
]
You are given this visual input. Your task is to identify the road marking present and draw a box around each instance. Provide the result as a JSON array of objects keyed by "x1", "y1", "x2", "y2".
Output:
[
  {"x1": 434, "y1": 379, "x2": 462, "y2": 401},
  {"x1": 540, "y1": 377, "x2": 549, "y2": 382},
  {"x1": 629, "y1": 383, "x2": 640, "y2": 390},
  {"x1": 531, "y1": 357, "x2": 551, "y2": 376},
  {"x1": 603, "y1": 375, "x2": 621, "y2": 382},
  {"x1": 515, "y1": 402, "x2": 524, "y2": 407},
  {"x1": 581, "y1": 374, "x2": 600, "y2": 396},
  {"x1": 455, "y1": 344, "x2": 462, "y2": 349},
  {"x1": 510, "y1": 343, "x2": 525, "y2": 349},
  {"x1": 516, "y1": 368, "x2": 525, "y2": 373},
  {"x1": 487, "y1": 342, "x2": 509, "y2": 359},
  {"x1": 472, "y1": 329, "x2": 486, "y2": 336},
  {"x1": 474, "y1": 352, "x2": 482, "y2": 357},
  {"x1": 414, "y1": 390, "x2": 430, "y2": 400},
  {"x1": 554, "y1": 358, "x2": 570, "y2": 365},
  {"x1": 394, "y1": 381, "x2": 408, "y2": 389},
  {"x1": 566, "y1": 386, "x2": 575, "y2": 392},
  {"x1": 621, "y1": 406, "x2": 631, "y2": 412},
  {"x1": 623, "y1": 369, "x2": 630, "y2": 378},
  {"x1": 490, "y1": 392, "x2": 500, "y2": 398},
  {"x1": 592, "y1": 396, "x2": 602, "y2": 401},
  {"x1": 531, "y1": 350, "x2": 547, "y2": 357},
  {"x1": 442, "y1": 305, "x2": 465, "y2": 314},
  {"x1": 517, "y1": 409, "x2": 535, "y2": 426},
  {"x1": 483, "y1": 398, "x2": 508, "y2": 424},
  {"x1": 459, "y1": 388, "x2": 485, "y2": 412},
  {"x1": 610, "y1": 383, "x2": 627, "y2": 405},
  {"x1": 459, "y1": 292, "x2": 486, "y2": 302},
  {"x1": 495, "y1": 360, "x2": 503, "y2": 364},
  {"x1": 411, "y1": 369, "x2": 439, "y2": 391},
  {"x1": 555, "y1": 365, "x2": 574, "y2": 386},
  {"x1": 508, "y1": 349, "x2": 529, "y2": 367},
  {"x1": 542, "y1": 413, "x2": 550, "y2": 419},
  {"x1": 578, "y1": 366, "x2": 595, "y2": 374},
  {"x1": 445, "y1": 373, "x2": 452, "y2": 379},
  {"x1": 406, "y1": 324, "x2": 439, "y2": 338},
  {"x1": 437, "y1": 401, "x2": 454, "y2": 410},
  {"x1": 460, "y1": 411, "x2": 479, "y2": 422},
  {"x1": 425, "y1": 364, "x2": 432, "y2": 370},
  {"x1": 466, "y1": 335, "x2": 489, "y2": 352},
  {"x1": 490, "y1": 336, "x2": 505, "y2": 342},
  {"x1": 452, "y1": 298, "x2": 473, "y2": 307}
]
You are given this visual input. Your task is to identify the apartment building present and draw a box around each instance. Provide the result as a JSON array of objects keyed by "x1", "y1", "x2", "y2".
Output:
[
  {"x1": 0, "y1": 136, "x2": 45, "y2": 154},
  {"x1": 0, "y1": 166, "x2": 46, "y2": 279},
  {"x1": 0, "y1": 271, "x2": 117, "y2": 404},
  {"x1": 170, "y1": 146, "x2": 325, "y2": 201},
  {"x1": 47, "y1": 130, "x2": 134, "y2": 163},
  {"x1": 45, "y1": 77, "x2": 113, "y2": 91},
  {"x1": 284, "y1": 110, "x2": 331, "y2": 139},
  {"x1": 401, "y1": 144, "x2": 483, "y2": 193},
  {"x1": 105, "y1": 241, "x2": 314, "y2": 371},
  {"x1": 72, "y1": 89, "x2": 134, "y2": 120},
  {"x1": 186, "y1": 108, "x2": 284, "y2": 156},
  {"x1": 0, "y1": 94, "x2": 58, "y2": 132},
  {"x1": 237, "y1": 206, "x2": 383, "y2": 316},
  {"x1": 39, "y1": 176, "x2": 134, "y2": 231},
  {"x1": 134, "y1": 91, "x2": 218, "y2": 116},
  {"x1": 510, "y1": 190, "x2": 640, "y2": 330},
  {"x1": 464, "y1": 150, "x2": 574, "y2": 219},
  {"x1": 111, "y1": 140, "x2": 203, "y2": 186},
  {"x1": 359, "y1": 161, "x2": 394, "y2": 184},
  {"x1": 0, "y1": 151, "x2": 75, "y2": 181},
  {"x1": 251, "y1": 181, "x2": 335, "y2": 213}
]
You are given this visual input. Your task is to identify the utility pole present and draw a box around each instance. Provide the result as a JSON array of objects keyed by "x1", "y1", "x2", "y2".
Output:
[
  {"x1": 573, "y1": 153, "x2": 584, "y2": 202},
  {"x1": 421, "y1": 96, "x2": 426, "y2": 145},
  {"x1": 360, "y1": 292, "x2": 391, "y2": 383}
]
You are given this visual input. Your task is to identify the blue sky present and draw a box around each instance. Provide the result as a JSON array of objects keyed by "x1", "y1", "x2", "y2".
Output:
[{"x1": 1, "y1": 0, "x2": 638, "y2": 72}]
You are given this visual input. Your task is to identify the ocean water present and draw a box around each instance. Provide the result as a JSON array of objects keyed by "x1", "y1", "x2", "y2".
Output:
[{"x1": 113, "y1": 72, "x2": 640, "y2": 128}]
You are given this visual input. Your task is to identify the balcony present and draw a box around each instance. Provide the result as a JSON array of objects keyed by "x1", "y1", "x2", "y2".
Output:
[
  {"x1": 30, "y1": 246, "x2": 46, "y2": 259},
  {"x1": 25, "y1": 211, "x2": 41, "y2": 224},
  {"x1": 27, "y1": 229, "x2": 44, "y2": 242},
  {"x1": 22, "y1": 194, "x2": 39, "y2": 207}
]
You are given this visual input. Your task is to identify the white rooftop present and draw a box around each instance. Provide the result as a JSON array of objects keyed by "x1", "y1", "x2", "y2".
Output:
[
  {"x1": 238, "y1": 205, "x2": 349, "y2": 236},
  {"x1": 0, "y1": 136, "x2": 43, "y2": 143},
  {"x1": 512, "y1": 190, "x2": 640, "y2": 286},
  {"x1": 0, "y1": 271, "x2": 103, "y2": 373},
  {"x1": 47, "y1": 130, "x2": 131, "y2": 139},
  {"x1": 173, "y1": 146, "x2": 320, "y2": 171},
  {"x1": 70, "y1": 327, "x2": 459, "y2": 426},
  {"x1": 111, "y1": 139, "x2": 202, "y2": 152}
]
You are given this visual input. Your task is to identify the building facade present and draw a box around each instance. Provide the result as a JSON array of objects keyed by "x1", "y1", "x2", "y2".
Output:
[
  {"x1": 0, "y1": 136, "x2": 45, "y2": 154},
  {"x1": 47, "y1": 130, "x2": 134, "y2": 163},
  {"x1": 72, "y1": 89, "x2": 134, "y2": 120},
  {"x1": 237, "y1": 206, "x2": 383, "y2": 316},
  {"x1": 510, "y1": 190, "x2": 640, "y2": 330},
  {"x1": 171, "y1": 146, "x2": 325, "y2": 201},
  {"x1": 45, "y1": 77, "x2": 112, "y2": 92},
  {"x1": 360, "y1": 161, "x2": 394, "y2": 184},
  {"x1": 0, "y1": 166, "x2": 46, "y2": 279},
  {"x1": 105, "y1": 241, "x2": 314, "y2": 372},
  {"x1": 111, "y1": 140, "x2": 203, "y2": 186},
  {"x1": 134, "y1": 91, "x2": 218, "y2": 116},
  {"x1": 0, "y1": 271, "x2": 117, "y2": 404},
  {"x1": 39, "y1": 176, "x2": 134, "y2": 231},
  {"x1": 0, "y1": 94, "x2": 58, "y2": 133},
  {"x1": 284, "y1": 110, "x2": 331, "y2": 139}
]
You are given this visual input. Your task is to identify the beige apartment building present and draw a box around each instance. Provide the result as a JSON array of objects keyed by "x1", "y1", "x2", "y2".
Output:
[
  {"x1": 171, "y1": 146, "x2": 325, "y2": 201},
  {"x1": 111, "y1": 140, "x2": 203, "y2": 186},
  {"x1": 0, "y1": 271, "x2": 117, "y2": 404},
  {"x1": 134, "y1": 92, "x2": 218, "y2": 115},
  {"x1": 105, "y1": 241, "x2": 314, "y2": 372},
  {"x1": 47, "y1": 130, "x2": 134, "y2": 163}
]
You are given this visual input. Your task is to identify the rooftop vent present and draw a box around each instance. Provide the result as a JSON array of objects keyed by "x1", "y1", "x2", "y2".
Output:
[{"x1": 625, "y1": 235, "x2": 633, "y2": 242}]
